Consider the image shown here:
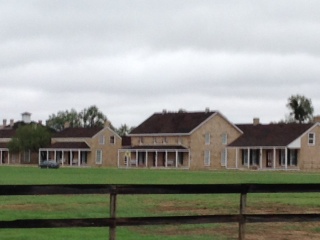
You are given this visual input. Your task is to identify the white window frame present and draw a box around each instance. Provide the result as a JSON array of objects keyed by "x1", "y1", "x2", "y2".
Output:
[
  {"x1": 221, "y1": 149, "x2": 227, "y2": 166},
  {"x1": 205, "y1": 132, "x2": 210, "y2": 145},
  {"x1": 96, "y1": 150, "x2": 103, "y2": 164},
  {"x1": 110, "y1": 136, "x2": 115, "y2": 144},
  {"x1": 204, "y1": 150, "x2": 211, "y2": 166},
  {"x1": 99, "y1": 135, "x2": 105, "y2": 145},
  {"x1": 243, "y1": 149, "x2": 249, "y2": 165},
  {"x1": 222, "y1": 133, "x2": 228, "y2": 145},
  {"x1": 308, "y1": 132, "x2": 315, "y2": 146}
]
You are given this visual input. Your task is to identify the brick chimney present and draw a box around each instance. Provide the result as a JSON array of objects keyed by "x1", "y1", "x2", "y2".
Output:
[
  {"x1": 2, "y1": 119, "x2": 7, "y2": 128},
  {"x1": 253, "y1": 118, "x2": 260, "y2": 126}
]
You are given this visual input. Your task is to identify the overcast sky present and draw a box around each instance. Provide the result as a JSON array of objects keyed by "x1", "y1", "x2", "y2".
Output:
[{"x1": 1, "y1": 0, "x2": 320, "y2": 128}]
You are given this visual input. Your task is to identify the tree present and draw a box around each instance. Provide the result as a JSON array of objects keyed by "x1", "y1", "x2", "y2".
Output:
[
  {"x1": 287, "y1": 94, "x2": 314, "y2": 123},
  {"x1": 8, "y1": 124, "x2": 52, "y2": 153},
  {"x1": 46, "y1": 109, "x2": 81, "y2": 131},
  {"x1": 116, "y1": 124, "x2": 134, "y2": 136},
  {"x1": 46, "y1": 105, "x2": 108, "y2": 131},
  {"x1": 79, "y1": 105, "x2": 107, "y2": 128}
]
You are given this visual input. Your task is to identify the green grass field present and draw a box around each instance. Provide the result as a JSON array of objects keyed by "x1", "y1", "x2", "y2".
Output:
[{"x1": 1, "y1": 166, "x2": 320, "y2": 239}]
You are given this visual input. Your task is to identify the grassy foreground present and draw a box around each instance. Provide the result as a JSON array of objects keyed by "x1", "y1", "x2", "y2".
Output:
[{"x1": 1, "y1": 166, "x2": 320, "y2": 240}]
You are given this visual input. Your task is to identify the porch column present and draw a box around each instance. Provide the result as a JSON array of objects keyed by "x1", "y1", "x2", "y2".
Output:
[
  {"x1": 155, "y1": 151, "x2": 158, "y2": 167},
  {"x1": 273, "y1": 148, "x2": 276, "y2": 169},
  {"x1": 236, "y1": 148, "x2": 238, "y2": 169},
  {"x1": 285, "y1": 147, "x2": 288, "y2": 170},
  {"x1": 0, "y1": 150, "x2": 2, "y2": 165},
  {"x1": 247, "y1": 148, "x2": 250, "y2": 168},
  {"x1": 70, "y1": 151, "x2": 72, "y2": 166},
  {"x1": 175, "y1": 150, "x2": 178, "y2": 168},
  {"x1": 78, "y1": 150, "x2": 81, "y2": 166},
  {"x1": 62, "y1": 150, "x2": 64, "y2": 166},
  {"x1": 8, "y1": 152, "x2": 10, "y2": 164},
  {"x1": 47, "y1": 150, "x2": 49, "y2": 160},
  {"x1": 145, "y1": 151, "x2": 148, "y2": 167},
  {"x1": 38, "y1": 150, "x2": 41, "y2": 165},
  {"x1": 259, "y1": 148, "x2": 262, "y2": 169},
  {"x1": 136, "y1": 150, "x2": 138, "y2": 167},
  {"x1": 54, "y1": 151, "x2": 57, "y2": 162},
  {"x1": 188, "y1": 150, "x2": 191, "y2": 169},
  {"x1": 165, "y1": 150, "x2": 168, "y2": 167}
]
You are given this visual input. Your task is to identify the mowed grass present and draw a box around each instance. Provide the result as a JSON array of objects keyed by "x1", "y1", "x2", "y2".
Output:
[{"x1": 1, "y1": 166, "x2": 320, "y2": 239}]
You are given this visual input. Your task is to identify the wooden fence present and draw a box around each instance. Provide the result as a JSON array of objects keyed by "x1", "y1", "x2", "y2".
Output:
[{"x1": 1, "y1": 184, "x2": 320, "y2": 239}]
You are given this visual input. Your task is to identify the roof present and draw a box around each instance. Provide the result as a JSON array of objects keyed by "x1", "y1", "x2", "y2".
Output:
[
  {"x1": 126, "y1": 145, "x2": 188, "y2": 150},
  {"x1": 46, "y1": 141, "x2": 90, "y2": 149},
  {"x1": 130, "y1": 111, "x2": 217, "y2": 135},
  {"x1": 0, "y1": 142, "x2": 8, "y2": 148},
  {"x1": 53, "y1": 127, "x2": 103, "y2": 138},
  {"x1": 0, "y1": 129, "x2": 16, "y2": 138},
  {"x1": 228, "y1": 123, "x2": 314, "y2": 147}
]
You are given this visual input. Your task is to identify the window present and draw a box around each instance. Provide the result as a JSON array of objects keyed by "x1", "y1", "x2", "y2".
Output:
[
  {"x1": 99, "y1": 135, "x2": 105, "y2": 145},
  {"x1": 279, "y1": 149, "x2": 285, "y2": 166},
  {"x1": 308, "y1": 133, "x2": 315, "y2": 145},
  {"x1": 96, "y1": 150, "x2": 102, "y2": 164},
  {"x1": 288, "y1": 149, "x2": 298, "y2": 166},
  {"x1": 205, "y1": 132, "x2": 210, "y2": 145},
  {"x1": 242, "y1": 149, "x2": 249, "y2": 165},
  {"x1": 204, "y1": 150, "x2": 211, "y2": 166},
  {"x1": 221, "y1": 149, "x2": 227, "y2": 166},
  {"x1": 139, "y1": 137, "x2": 144, "y2": 144},
  {"x1": 110, "y1": 136, "x2": 115, "y2": 144},
  {"x1": 163, "y1": 137, "x2": 167, "y2": 144},
  {"x1": 222, "y1": 133, "x2": 228, "y2": 145},
  {"x1": 178, "y1": 137, "x2": 183, "y2": 145}
]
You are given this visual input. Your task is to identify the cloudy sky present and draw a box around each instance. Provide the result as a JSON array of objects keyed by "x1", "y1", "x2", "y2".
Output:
[{"x1": 1, "y1": 0, "x2": 320, "y2": 128}]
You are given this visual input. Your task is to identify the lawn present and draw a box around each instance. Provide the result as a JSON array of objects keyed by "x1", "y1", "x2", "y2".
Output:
[{"x1": 1, "y1": 166, "x2": 320, "y2": 239}]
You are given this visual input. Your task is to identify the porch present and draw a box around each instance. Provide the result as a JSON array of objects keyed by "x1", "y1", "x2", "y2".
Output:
[
  {"x1": 39, "y1": 142, "x2": 91, "y2": 167},
  {"x1": 118, "y1": 146, "x2": 190, "y2": 169},
  {"x1": 228, "y1": 147, "x2": 299, "y2": 170}
]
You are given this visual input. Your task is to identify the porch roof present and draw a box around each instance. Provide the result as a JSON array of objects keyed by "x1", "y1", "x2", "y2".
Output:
[
  {"x1": 46, "y1": 141, "x2": 90, "y2": 150},
  {"x1": 124, "y1": 145, "x2": 188, "y2": 150},
  {"x1": 228, "y1": 123, "x2": 313, "y2": 147}
]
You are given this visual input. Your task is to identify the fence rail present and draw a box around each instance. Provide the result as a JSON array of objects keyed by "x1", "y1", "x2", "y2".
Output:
[{"x1": 1, "y1": 184, "x2": 320, "y2": 239}]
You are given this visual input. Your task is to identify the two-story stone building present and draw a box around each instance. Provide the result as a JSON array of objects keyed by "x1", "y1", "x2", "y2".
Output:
[{"x1": 118, "y1": 109, "x2": 242, "y2": 170}]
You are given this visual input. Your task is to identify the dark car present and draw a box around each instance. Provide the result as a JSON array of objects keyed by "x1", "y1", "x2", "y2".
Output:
[{"x1": 39, "y1": 160, "x2": 60, "y2": 169}]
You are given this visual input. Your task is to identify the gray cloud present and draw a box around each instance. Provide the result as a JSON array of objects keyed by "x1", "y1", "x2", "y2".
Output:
[{"x1": 1, "y1": 0, "x2": 320, "y2": 127}]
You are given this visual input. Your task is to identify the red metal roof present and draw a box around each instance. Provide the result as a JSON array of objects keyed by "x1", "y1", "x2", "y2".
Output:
[{"x1": 130, "y1": 111, "x2": 216, "y2": 135}]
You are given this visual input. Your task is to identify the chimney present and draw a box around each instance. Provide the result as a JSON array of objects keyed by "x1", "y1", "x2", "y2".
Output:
[
  {"x1": 38, "y1": 120, "x2": 42, "y2": 125},
  {"x1": 104, "y1": 119, "x2": 111, "y2": 128},
  {"x1": 205, "y1": 107, "x2": 210, "y2": 113},
  {"x1": 10, "y1": 119, "x2": 14, "y2": 127},
  {"x1": 64, "y1": 122, "x2": 70, "y2": 129},
  {"x1": 21, "y1": 112, "x2": 31, "y2": 123},
  {"x1": 313, "y1": 115, "x2": 320, "y2": 123},
  {"x1": 162, "y1": 109, "x2": 167, "y2": 114},
  {"x1": 253, "y1": 118, "x2": 260, "y2": 126},
  {"x1": 2, "y1": 119, "x2": 7, "y2": 128}
]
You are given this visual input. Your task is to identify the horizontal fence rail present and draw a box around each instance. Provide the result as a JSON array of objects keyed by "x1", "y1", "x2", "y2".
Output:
[{"x1": 1, "y1": 184, "x2": 320, "y2": 240}]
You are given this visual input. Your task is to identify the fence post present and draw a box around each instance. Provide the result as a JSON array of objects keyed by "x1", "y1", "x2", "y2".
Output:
[
  {"x1": 239, "y1": 191, "x2": 247, "y2": 240},
  {"x1": 109, "y1": 186, "x2": 117, "y2": 240}
]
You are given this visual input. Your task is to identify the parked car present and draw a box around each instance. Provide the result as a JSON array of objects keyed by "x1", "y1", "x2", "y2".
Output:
[{"x1": 39, "y1": 160, "x2": 60, "y2": 169}]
